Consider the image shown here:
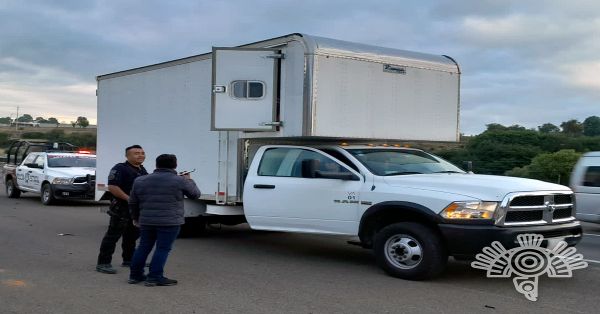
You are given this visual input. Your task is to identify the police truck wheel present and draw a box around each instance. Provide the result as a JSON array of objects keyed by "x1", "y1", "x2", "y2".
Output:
[
  {"x1": 6, "y1": 178, "x2": 21, "y2": 198},
  {"x1": 41, "y1": 183, "x2": 56, "y2": 205},
  {"x1": 374, "y1": 222, "x2": 447, "y2": 280}
]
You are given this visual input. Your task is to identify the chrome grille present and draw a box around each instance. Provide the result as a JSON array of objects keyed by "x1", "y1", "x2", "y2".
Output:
[
  {"x1": 496, "y1": 192, "x2": 576, "y2": 226},
  {"x1": 73, "y1": 175, "x2": 95, "y2": 184}
]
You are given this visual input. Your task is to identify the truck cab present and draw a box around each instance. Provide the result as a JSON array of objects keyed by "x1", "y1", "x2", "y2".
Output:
[
  {"x1": 3, "y1": 141, "x2": 96, "y2": 205},
  {"x1": 243, "y1": 145, "x2": 582, "y2": 279}
]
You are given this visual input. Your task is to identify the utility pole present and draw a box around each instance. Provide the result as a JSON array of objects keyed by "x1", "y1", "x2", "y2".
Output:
[{"x1": 15, "y1": 106, "x2": 19, "y2": 131}]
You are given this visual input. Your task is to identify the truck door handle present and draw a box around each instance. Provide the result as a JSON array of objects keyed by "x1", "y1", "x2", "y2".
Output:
[
  {"x1": 28, "y1": 171, "x2": 32, "y2": 173},
  {"x1": 254, "y1": 184, "x2": 275, "y2": 189}
]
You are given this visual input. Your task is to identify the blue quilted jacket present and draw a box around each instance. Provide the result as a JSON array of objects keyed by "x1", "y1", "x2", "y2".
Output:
[{"x1": 129, "y1": 169, "x2": 201, "y2": 226}]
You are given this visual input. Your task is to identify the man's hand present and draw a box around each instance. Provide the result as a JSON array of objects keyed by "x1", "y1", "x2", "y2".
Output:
[
  {"x1": 132, "y1": 220, "x2": 140, "y2": 228},
  {"x1": 181, "y1": 173, "x2": 191, "y2": 180}
]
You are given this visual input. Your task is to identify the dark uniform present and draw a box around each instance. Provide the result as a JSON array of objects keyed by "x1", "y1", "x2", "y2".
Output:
[{"x1": 97, "y1": 161, "x2": 148, "y2": 266}]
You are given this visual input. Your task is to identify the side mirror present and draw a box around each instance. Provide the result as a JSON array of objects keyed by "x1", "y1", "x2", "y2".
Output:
[
  {"x1": 24, "y1": 163, "x2": 39, "y2": 169},
  {"x1": 463, "y1": 161, "x2": 473, "y2": 173},
  {"x1": 301, "y1": 159, "x2": 320, "y2": 178}
]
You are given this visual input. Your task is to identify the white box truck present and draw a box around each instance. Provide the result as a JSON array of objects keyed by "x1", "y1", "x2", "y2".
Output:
[{"x1": 95, "y1": 33, "x2": 581, "y2": 280}]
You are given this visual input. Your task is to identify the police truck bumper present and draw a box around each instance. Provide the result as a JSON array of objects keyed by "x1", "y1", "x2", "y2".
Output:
[
  {"x1": 439, "y1": 221, "x2": 583, "y2": 260},
  {"x1": 52, "y1": 184, "x2": 95, "y2": 200}
]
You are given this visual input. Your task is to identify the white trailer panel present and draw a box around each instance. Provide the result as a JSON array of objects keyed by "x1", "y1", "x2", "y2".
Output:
[
  {"x1": 96, "y1": 60, "x2": 239, "y2": 202},
  {"x1": 311, "y1": 55, "x2": 459, "y2": 141}
]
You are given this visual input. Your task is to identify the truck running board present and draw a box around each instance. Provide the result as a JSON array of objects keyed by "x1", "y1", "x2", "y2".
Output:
[{"x1": 206, "y1": 204, "x2": 244, "y2": 216}]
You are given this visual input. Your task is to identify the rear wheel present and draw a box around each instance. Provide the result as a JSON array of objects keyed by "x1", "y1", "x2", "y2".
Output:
[
  {"x1": 374, "y1": 222, "x2": 447, "y2": 280},
  {"x1": 6, "y1": 178, "x2": 21, "y2": 198},
  {"x1": 41, "y1": 183, "x2": 56, "y2": 205}
]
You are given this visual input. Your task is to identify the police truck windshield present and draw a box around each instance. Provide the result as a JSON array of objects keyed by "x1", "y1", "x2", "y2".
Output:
[{"x1": 47, "y1": 155, "x2": 96, "y2": 168}]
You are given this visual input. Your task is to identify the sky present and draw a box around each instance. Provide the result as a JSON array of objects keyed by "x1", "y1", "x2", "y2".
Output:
[{"x1": 0, "y1": 0, "x2": 598, "y2": 135}]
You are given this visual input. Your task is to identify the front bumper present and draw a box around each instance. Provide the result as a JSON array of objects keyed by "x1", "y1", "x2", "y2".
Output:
[
  {"x1": 52, "y1": 184, "x2": 95, "y2": 200},
  {"x1": 439, "y1": 220, "x2": 582, "y2": 259}
]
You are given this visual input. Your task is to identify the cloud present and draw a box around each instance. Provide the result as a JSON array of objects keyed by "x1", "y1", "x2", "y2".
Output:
[
  {"x1": 0, "y1": 57, "x2": 96, "y2": 122},
  {"x1": 0, "y1": 0, "x2": 598, "y2": 134},
  {"x1": 563, "y1": 61, "x2": 600, "y2": 91}
]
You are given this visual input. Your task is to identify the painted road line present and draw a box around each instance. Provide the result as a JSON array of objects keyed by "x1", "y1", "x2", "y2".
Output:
[
  {"x1": 583, "y1": 233, "x2": 600, "y2": 237},
  {"x1": 584, "y1": 259, "x2": 600, "y2": 265}
]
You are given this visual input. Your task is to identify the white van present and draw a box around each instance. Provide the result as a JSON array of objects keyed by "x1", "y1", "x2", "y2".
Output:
[{"x1": 570, "y1": 152, "x2": 600, "y2": 223}]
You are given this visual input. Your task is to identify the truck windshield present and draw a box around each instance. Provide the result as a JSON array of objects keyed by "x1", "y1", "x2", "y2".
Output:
[
  {"x1": 47, "y1": 155, "x2": 96, "y2": 168},
  {"x1": 346, "y1": 149, "x2": 464, "y2": 176}
]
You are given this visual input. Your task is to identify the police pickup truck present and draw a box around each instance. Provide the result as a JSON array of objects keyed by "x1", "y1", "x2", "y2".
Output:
[{"x1": 3, "y1": 141, "x2": 96, "y2": 205}]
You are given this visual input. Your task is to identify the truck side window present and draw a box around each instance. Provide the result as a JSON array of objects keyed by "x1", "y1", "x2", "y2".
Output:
[
  {"x1": 22, "y1": 154, "x2": 37, "y2": 165},
  {"x1": 583, "y1": 166, "x2": 600, "y2": 187},
  {"x1": 258, "y1": 147, "x2": 351, "y2": 178},
  {"x1": 34, "y1": 155, "x2": 45, "y2": 168},
  {"x1": 320, "y1": 149, "x2": 360, "y2": 172}
]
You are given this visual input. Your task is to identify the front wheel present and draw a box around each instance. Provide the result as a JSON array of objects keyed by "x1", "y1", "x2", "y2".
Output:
[
  {"x1": 41, "y1": 183, "x2": 56, "y2": 205},
  {"x1": 6, "y1": 178, "x2": 21, "y2": 198},
  {"x1": 374, "y1": 222, "x2": 447, "y2": 280}
]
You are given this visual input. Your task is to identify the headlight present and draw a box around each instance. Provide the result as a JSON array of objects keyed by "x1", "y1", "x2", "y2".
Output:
[
  {"x1": 441, "y1": 201, "x2": 498, "y2": 219},
  {"x1": 52, "y1": 177, "x2": 73, "y2": 185}
]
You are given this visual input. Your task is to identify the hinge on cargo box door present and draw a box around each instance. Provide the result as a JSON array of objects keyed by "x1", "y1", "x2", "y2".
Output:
[{"x1": 265, "y1": 54, "x2": 284, "y2": 59}]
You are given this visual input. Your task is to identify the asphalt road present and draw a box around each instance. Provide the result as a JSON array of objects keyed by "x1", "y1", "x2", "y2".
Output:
[{"x1": 1, "y1": 190, "x2": 599, "y2": 314}]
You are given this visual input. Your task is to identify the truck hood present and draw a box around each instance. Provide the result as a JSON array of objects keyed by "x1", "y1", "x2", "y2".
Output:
[
  {"x1": 49, "y1": 167, "x2": 95, "y2": 177},
  {"x1": 382, "y1": 173, "x2": 571, "y2": 201}
]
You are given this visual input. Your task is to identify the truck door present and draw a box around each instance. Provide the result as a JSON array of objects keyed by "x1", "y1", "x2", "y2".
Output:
[
  {"x1": 29, "y1": 154, "x2": 46, "y2": 191},
  {"x1": 243, "y1": 146, "x2": 363, "y2": 235},
  {"x1": 575, "y1": 165, "x2": 600, "y2": 219},
  {"x1": 16, "y1": 153, "x2": 38, "y2": 191},
  {"x1": 211, "y1": 48, "x2": 281, "y2": 131}
]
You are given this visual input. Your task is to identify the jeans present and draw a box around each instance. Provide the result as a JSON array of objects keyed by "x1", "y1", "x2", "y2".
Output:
[
  {"x1": 97, "y1": 215, "x2": 139, "y2": 265},
  {"x1": 130, "y1": 225, "x2": 180, "y2": 280}
]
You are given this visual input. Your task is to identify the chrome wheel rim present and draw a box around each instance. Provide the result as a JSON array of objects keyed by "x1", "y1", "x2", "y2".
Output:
[
  {"x1": 384, "y1": 234, "x2": 423, "y2": 269},
  {"x1": 7, "y1": 181, "x2": 13, "y2": 195},
  {"x1": 42, "y1": 187, "x2": 50, "y2": 202}
]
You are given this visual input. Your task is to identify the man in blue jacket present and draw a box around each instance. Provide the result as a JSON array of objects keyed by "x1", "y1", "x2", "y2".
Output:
[{"x1": 128, "y1": 154, "x2": 201, "y2": 286}]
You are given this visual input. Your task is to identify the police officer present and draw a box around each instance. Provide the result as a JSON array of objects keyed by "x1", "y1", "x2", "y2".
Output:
[{"x1": 96, "y1": 145, "x2": 148, "y2": 274}]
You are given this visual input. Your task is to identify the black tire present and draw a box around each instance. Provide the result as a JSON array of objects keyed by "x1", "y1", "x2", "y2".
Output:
[
  {"x1": 374, "y1": 222, "x2": 447, "y2": 280},
  {"x1": 6, "y1": 178, "x2": 21, "y2": 198},
  {"x1": 178, "y1": 217, "x2": 207, "y2": 238},
  {"x1": 41, "y1": 183, "x2": 55, "y2": 205}
]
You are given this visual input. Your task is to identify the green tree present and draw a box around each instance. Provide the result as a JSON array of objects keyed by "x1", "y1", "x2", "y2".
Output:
[
  {"x1": 70, "y1": 121, "x2": 77, "y2": 128},
  {"x1": 526, "y1": 149, "x2": 581, "y2": 185},
  {"x1": 442, "y1": 129, "x2": 543, "y2": 175},
  {"x1": 506, "y1": 125, "x2": 528, "y2": 131},
  {"x1": 47, "y1": 117, "x2": 59, "y2": 126},
  {"x1": 0, "y1": 117, "x2": 11, "y2": 124},
  {"x1": 505, "y1": 165, "x2": 531, "y2": 178},
  {"x1": 561, "y1": 119, "x2": 583, "y2": 136},
  {"x1": 538, "y1": 123, "x2": 560, "y2": 133},
  {"x1": 583, "y1": 116, "x2": 600, "y2": 136},
  {"x1": 485, "y1": 123, "x2": 508, "y2": 132},
  {"x1": 76, "y1": 116, "x2": 89, "y2": 128},
  {"x1": 16, "y1": 114, "x2": 33, "y2": 122}
]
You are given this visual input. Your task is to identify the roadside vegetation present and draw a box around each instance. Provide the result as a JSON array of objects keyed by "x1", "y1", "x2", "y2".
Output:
[
  {"x1": 438, "y1": 116, "x2": 600, "y2": 185},
  {"x1": 0, "y1": 129, "x2": 96, "y2": 153}
]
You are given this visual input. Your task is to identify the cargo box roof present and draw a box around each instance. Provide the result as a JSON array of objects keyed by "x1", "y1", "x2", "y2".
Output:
[{"x1": 97, "y1": 33, "x2": 459, "y2": 81}]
